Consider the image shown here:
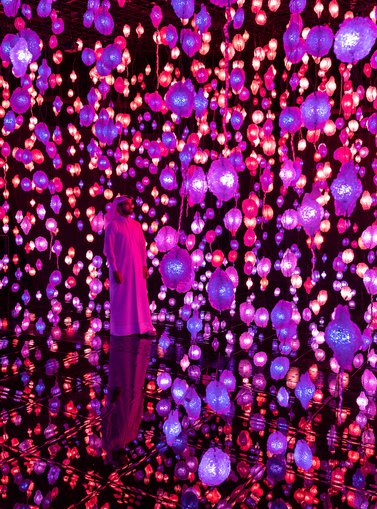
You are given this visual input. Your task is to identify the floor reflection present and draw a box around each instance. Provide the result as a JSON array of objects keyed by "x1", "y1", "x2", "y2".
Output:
[{"x1": 0, "y1": 324, "x2": 376, "y2": 508}]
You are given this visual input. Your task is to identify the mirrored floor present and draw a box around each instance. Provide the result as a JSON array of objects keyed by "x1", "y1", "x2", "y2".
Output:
[{"x1": 0, "y1": 323, "x2": 376, "y2": 508}]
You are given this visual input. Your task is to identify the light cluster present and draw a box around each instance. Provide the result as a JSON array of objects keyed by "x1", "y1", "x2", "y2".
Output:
[{"x1": 0, "y1": 0, "x2": 376, "y2": 504}]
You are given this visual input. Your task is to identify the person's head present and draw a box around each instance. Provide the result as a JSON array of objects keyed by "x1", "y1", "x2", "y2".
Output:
[{"x1": 116, "y1": 195, "x2": 134, "y2": 217}]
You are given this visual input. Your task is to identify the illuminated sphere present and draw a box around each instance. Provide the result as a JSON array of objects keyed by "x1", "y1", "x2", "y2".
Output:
[
  {"x1": 198, "y1": 447, "x2": 231, "y2": 486},
  {"x1": 157, "y1": 371, "x2": 172, "y2": 390},
  {"x1": 181, "y1": 491, "x2": 199, "y2": 509},
  {"x1": 279, "y1": 159, "x2": 297, "y2": 188},
  {"x1": 294, "y1": 372, "x2": 315, "y2": 409},
  {"x1": 279, "y1": 107, "x2": 302, "y2": 133},
  {"x1": 20, "y1": 28, "x2": 41, "y2": 61},
  {"x1": 89, "y1": 278, "x2": 102, "y2": 295},
  {"x1": 194, "y1": 88, "x2": 208, "y2": 117},
  {"x1": 95, "y1": 117, "x2": 118, "y2": 145},
  {"x1": 208, "y1": 158, "x2": 238, "y2": 202},
  {"x1": 150, "y1": 5, "x2": 163, "y2": 27},
  {"x1": 2, "y1": 0, "x2": 20, "y2": 17},
  {"x1": 361, "y1": 225, "x2": 377, "y2": 249},
  {"x1": 242, "y1": 197, "x2": 258, "y2": 218},
  {"x1": 289, "y1": 0, "x2": 306, "y2": 13},
  {"x1": 155, "y1": 226, "x2": 178, "y2": 252},
  {"x1": 160, "y1": 247, "x2": 193, "y2": 293},
  {"x1": 146, "y1": 91, "x2": 164, "y2": 112},
  {"x1": 160, "y1": 166, "x2": 177, "y2": 191},
  {"x1": 239, "y1": 331, "x2": 253, "y2": 350},
  {"x1": 206, "y1": 381, "x2": 230, "y2": 414},
  {"x1": 180, "y1": 29, "x2": 201, "y2": 57},
  {"x1": 306, "y1": 26, "x2": 333, "y2": 57},
  {"x1": 270, "y1": 357, "x2": 290, "y2": 380},
  {"x1": 294, "y1": 439, "x2": 312, "y2": 471},
  {"x1": 156, "y1": 399, "x2": 171, "y2": 416},
  {"x1": 46, "y1": 218, "x2": 57, "y2": 232},
  {"x1": 300, "y1": 92, "x2": 331, "y2": 130},
  {"x1": 171, "y1": 378, "x2": 188, "y2": 404},
  {"x1": 96, "y1": 59, "x2": 111, "y2": 77},
  {"x1": 0, "y1": 34, "x2": 18, "y2": 62},
  {"x1": 100, "y1": 44, "x2": 122, "y2": 71},
  {"x1": 187, "y1": 314, "x2": 202, "y2": 339},
  {"x1": 165, "y1": 80, "x2": 195, "y2": 118},
  {"x1": 171, "y1": 0, "x2": 195, "y2": 19},
  {"x1": 172, "y1": 433, "x2": 188, "y2": 457},
  {"x1": 162, "y1": 131, "x2": 176, "y2": 149},
  {"x1": 37, "y1": 0, "x2": 52, "y2": 17},
  {"x1": 287, "y1": 39, "x2": 306, "y2": 64},
  {"x1": 363, "y1": 268, "x2": 377, "y2": 296},
  {"x1": 163, "y1": 409, "x2": 182, "y2": 446},
  {"x1": 10, "y1": 38, "x2": 32, "y2": 78},
  {"x1": 35, "y1": 123, "x2": 50, "y2": 144},
  {"x1": 362, "y1": 369, "x2": 377, "y2": 395},
  {"x1": 191, "y1": 248, "x2": 204, "y2": 269},
  {"x1": 334, "y1": 17, "x2": 377, "y2": 64},
  {"x1": 186, "y1": 165, "x2": 207, "y2": 205},
  {"x1": 82, "y1": 47, "x2": 96, "y2": 66},
  {"x1": 240, "y1": 301, "x2": 255, "y2": 326},
  {"x1": 224, "y1": 208, "x2": 242, "y2": 235},
  {"x1": 79, "y1": 105, "x2": 95, "y2": 127},
  {"x1": 230, "y1": 110, "x2": 244, "y2": 130},
  {"x1": 234, "y1": 8, "x2": 244, "y2": 30},
  {"x1": 254, "y1": 307, "x2": 269, "y2": 328},
  {"x1": 4, "y1": 111, "x2": 16, "y2": 132},
  {"x1": 298, "y1": 195, "x2": 323, "y2": 236},
  {"x1": 10, "y1": 87, "x2": 31, "y2": 114},
  {"x1": 267, "y1": 431, "x2": 287, "y2": 455},
  {"x1": 33, "y1": 170, "x2": 49, "y2": 189},
  {"x1": 230, "y1": 68, "x2": 245, "y2": 93},
  {"x1": 35, "y1": 236, "x2": 48, "y2": 252},
  {"x1": 196, "y1": 4, "x2": 211, "y2": 33},
  {"x1": 325, "y1": 305, "x2": 362, "y2": 370},
  {"x1": 267, "y1": 456, "x2": 286, "y2": 482},
  {"x1": 49, "y1": 270, "x2": 62, "y2": 287},
  {"x1": 165, "y1": 24, "x2": 178, "y2": 49},
  {"x1": 20, "y1": 178, "x2": 32, "y2": 194},
  {"x1": 368, "y1": 113, "x2": 377, "y2": 134},
  {"x1": 281, "y1": 208, "x2": 298, "y2": 230},
  {"x1": 94, "y1": 7, "x2": 114, "y2": 35},
  {"x1": 330, "y1": 162, "x2": 362, "y2": 216},
  {"x1": 277, "y1": 387, "x2": 289, "y2": 407},
  {"x1": 271, "y1": 300, "x2": 293, "y2": 329},
  {"x1": 183, "y1": 387, "x2": 201, "y2": 419},
  {"x1": 219, "y1": 370, "x2": 236, "y2": 392},
  {"x1": 207, "y1": 268, "x2": 234, "y2": 311},
  {"x1": 283, "y1": 21, "x2": 300, "y2": 53},
  {"x1": 281, "y1": 248, "x2": 297, "y2": 277}
]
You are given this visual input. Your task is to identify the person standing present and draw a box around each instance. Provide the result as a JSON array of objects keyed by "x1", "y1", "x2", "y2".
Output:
[
  {"x1": 102, "y1": 194, "x2": 156, "y2": 467},
  {"x1": 103, "y1": 194, "x2": 156, "y2": 337}
]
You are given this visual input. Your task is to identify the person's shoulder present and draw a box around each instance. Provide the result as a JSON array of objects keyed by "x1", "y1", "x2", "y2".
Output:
[
  {"x1": 107, "y1": 219, "x2": 120, "y2": 231},
  {"x1": 130, "y1": 216, "x2": 141, "y2": 226}
]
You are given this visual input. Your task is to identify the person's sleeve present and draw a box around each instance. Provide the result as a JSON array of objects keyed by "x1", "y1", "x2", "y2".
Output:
[{"x1": 104, "y1": 222, "x2": 118, "y2": 272}]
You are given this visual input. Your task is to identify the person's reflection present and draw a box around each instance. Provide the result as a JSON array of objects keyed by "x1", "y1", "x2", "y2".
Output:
[{"x1": 102, "y1": 335, "x2": 152, "y2": 468}]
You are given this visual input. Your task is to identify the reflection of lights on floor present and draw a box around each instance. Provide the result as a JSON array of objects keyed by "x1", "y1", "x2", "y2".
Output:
[{"x1": 0, "y1": 325, "x2": 376, "y2": 508}]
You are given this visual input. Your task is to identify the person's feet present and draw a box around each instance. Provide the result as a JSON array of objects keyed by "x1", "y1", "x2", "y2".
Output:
[{"x1": 139, "y1": 329, "x2": 157, "y2": 338}]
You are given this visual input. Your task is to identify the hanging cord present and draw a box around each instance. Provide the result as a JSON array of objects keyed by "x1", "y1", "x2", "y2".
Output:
[
  {"x1": 222, "y1": 3, "x2": 232, "y2": 153},
  {"x1": 155, "y1": 30, "x2": 160, "y2": 88},
  {"x1": 337, "y1": 368, "x2": 344, "y2": 426},
  {"x1": 177, "y1": 166, "x2": 187, "y2": 233}
]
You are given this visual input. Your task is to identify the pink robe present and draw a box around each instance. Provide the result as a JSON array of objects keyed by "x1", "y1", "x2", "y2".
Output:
[
  {"x1": 104, "y1": 215, "x2": 153, "y2": 335},
  {"x1": 101, "y1": 336, "x2": 152, "y2": 455}
]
